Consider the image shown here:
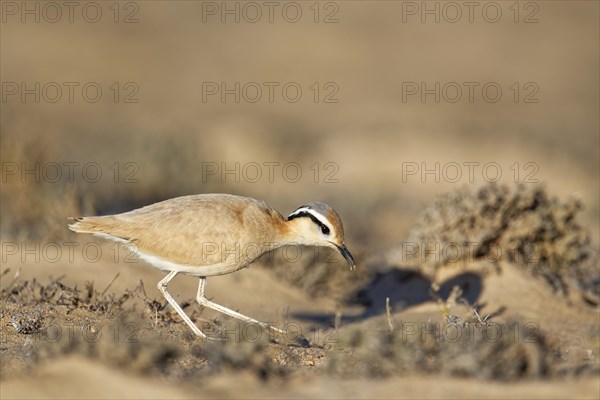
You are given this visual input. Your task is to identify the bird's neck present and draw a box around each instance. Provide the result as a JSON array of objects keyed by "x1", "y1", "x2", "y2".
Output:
[{"x1": 276, "y1": 217, "x2": 315, "y2": 247}]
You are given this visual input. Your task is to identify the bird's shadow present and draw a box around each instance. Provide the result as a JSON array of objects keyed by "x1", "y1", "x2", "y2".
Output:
[{"x1": 293, "y1": 268, "x2": 484, "y2": 326}]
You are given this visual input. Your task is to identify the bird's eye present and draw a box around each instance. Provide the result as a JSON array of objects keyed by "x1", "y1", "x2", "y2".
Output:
[{"x1": 321, "y1": 225, "x2": 330, "y2": 235}]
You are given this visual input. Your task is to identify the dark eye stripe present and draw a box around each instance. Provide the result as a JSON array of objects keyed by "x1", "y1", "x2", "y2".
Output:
[{"x1": 287, "y1": 211, "x2": 330, "y2": 235}]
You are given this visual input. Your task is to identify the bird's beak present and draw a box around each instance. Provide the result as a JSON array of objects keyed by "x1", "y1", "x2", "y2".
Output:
[{"x1": 336, "y1": 244, "x2": 356, "y2": 270}]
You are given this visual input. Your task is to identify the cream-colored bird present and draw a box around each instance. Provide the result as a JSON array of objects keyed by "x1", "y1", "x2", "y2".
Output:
[{"x1": 68, "y1": 194, "x2": 355, "y2": 339}]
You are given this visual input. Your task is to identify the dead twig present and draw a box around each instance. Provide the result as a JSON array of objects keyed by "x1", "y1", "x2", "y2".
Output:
[
  {"x1": 4, "y1": 267, "x2": 22, "y2": 292},
  {"x1": 386, "y1": 297, "x2": 395, "y2": 332},
  {"x1": 101, "y1": 273, "x2": 120, "y2": 296},
  {"x1": 472, "y1": 306, "x2": 491, "y2": 326}
]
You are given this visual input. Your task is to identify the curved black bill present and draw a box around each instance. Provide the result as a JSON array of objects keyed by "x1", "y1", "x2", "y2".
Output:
[{"x1": 336, "y1": 244, "x2": 356, "y2": 270}]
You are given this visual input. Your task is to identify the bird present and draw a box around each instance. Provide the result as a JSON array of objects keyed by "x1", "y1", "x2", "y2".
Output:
[{"x1": 68, "y1": 193, "x2": 355, "y2": 340}]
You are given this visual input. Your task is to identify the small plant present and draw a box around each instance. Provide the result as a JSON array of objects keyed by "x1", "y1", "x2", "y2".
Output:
[{"x1": 403, "y1": 183, "x2": 595, "y2": 297}]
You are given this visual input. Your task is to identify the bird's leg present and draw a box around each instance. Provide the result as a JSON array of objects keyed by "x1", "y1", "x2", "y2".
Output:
[
  {"x1": 196, "y1": 277, "x2": 287, "y2": 337},
  {"x1": 157, "y1": 271, "x2": 210, "y2": 339}
]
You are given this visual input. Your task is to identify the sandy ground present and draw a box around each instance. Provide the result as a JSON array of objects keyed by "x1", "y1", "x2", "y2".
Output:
[
  {"x1": 1, "y1": 238, "x2": 599, "y2": 399},
  {"x1": 1, "y1": 1, "x2": 599, "y2": 399},
  {"x1": 2, "y1": 358, "x2": 599, "y2": 400}
]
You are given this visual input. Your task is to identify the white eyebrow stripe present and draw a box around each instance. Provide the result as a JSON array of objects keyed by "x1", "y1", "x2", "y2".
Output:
[{"x1": 288, "y1": 207, "x2": 334, "y2": 232}]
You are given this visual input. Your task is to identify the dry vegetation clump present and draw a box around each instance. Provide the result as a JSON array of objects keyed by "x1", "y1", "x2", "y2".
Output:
[
  {"x1": 1, "y1": 272, "x2": 139, "y2": 316},
  {"x1": 28, "y1": 321, "x2": 322, "y2": 382},
  {"x1": 0, "y1": 272, "x2": 214, "y2": 343},
  {"x1": 0, "y1": 275, "x2": 317, "y2": 382},
  {"x1": 329, "y1": 285, "x2": 598, "y2": 381},
  {"x1": 398, "y1": 183, "x2": 597, "y2": 297},
  {"x1": 327, "y1": 321, "x2": 559, "y2": 380}
]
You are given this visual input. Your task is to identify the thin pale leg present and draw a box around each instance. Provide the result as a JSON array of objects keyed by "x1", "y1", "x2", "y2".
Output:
[
  {"x1": 196, "y1": 277, "x2": 286, "y2": 335},
  {"x1": 157, "y1": 271, "x2": 208, "y2": 339}
]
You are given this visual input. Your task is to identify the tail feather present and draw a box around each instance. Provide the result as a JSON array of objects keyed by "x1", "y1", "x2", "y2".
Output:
[
  {"x1": 68, "y1": 216, "x2": 119, "y2": 235},
  {"x1": 68, "y1": 216, "x2": 132, "y2": 243}
]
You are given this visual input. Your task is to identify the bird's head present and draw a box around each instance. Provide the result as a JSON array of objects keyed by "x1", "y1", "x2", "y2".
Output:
[{"x1": 285, "y1": 202, "x2": 355, "y2": 270}]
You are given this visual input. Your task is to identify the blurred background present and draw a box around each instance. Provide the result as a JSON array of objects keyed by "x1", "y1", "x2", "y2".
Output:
[
  {"x1": 1, "y1": 1, "x2": 599, "y2": 398},
  {"x1": 2, "y1": 1, "x2": 598, "y2": 252}
]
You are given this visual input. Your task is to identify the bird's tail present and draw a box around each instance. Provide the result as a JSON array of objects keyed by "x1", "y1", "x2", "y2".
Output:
[{"x1": 68, "y1": 216, "x2": 116, "y2": 234}]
